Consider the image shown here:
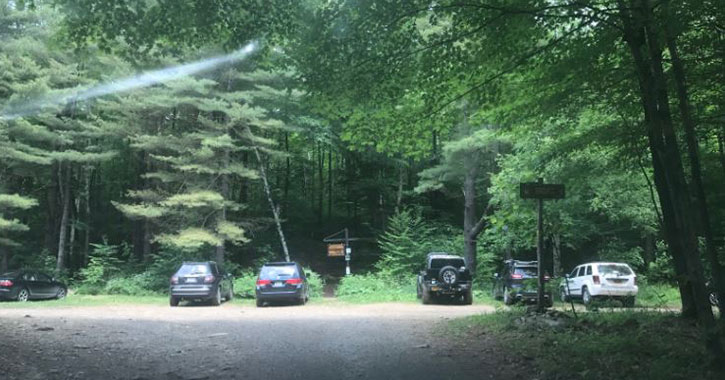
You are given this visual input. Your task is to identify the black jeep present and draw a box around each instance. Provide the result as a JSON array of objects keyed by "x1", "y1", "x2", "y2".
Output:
[
  {"x1": 417, "y1": 253, "x2": 473, "y2": 305},
  {"x1": 492, "y1": 259, "x2": 552, "y2": 306}
]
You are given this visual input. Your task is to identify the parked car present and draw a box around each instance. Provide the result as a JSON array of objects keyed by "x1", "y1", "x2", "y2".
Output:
[
  {"x1": 169, "y1": 261, "x2": 234, "y2": 307},
  {"x1": 255, "y1": 262, "x2": 309, "y2": 307},
  {"x1": 417, "y1": 253, "x2": 473, "y2": 305},
  {"x1": 0, "y1": 271, "x2": 67, "y2": 302},
  {"x1": 492, "y1": 260, "x2": 553, "y2": 306},
  {"x1": 559, "y1": 262, "x2": 638, "y2": 306}
]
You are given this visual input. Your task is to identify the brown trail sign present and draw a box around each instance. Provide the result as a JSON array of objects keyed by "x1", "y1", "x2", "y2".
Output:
[{"x1": 327, "y1": 243, "x2": 345, "y2": 257}]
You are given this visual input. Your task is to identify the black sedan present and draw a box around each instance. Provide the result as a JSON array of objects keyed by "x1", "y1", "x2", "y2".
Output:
[{"x1": 0, "y1": 271, "x2": 67, "y2": 302}]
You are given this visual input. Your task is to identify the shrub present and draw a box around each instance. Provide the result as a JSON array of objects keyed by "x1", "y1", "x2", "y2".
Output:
[
  {"x1": 336, "y1": 273, "x2": 416, "y2": 302},
  {"x1": 104, "y1": 273, "x2": 159, "y2": 296}
]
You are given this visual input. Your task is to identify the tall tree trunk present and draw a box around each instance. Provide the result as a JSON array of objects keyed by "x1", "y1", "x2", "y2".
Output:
[
  {"x1": 69, "y1": 197, "x2": 78, "y2": 270},
  {"x1": 317, "y1": 142, "x2": 324, "y2": 227},
  {"x1": 327, "y1": 148, "x2": 332, "y2": 221},
  {"x1": 215, "y1": 150, "x2": 230, "y2": 265},
  {"x1": 552, "y1": 233, "x2": 562, "y2": 277},
  {"x1": 284, "y1": 132, "x2": 290, "y2": 211},
  {"x1": 0, "y1": 247, "x2": 7, "y2": 273},
  {"x1": 395, "y1": 165, "x2": 404, "y2": 214},
  {"x1": 56, "y1": 162, "x2": 71, "y2": 273},
  {"x1": 665, "y1": 22, "x2": 725, "y2": 313},
  {"x1": 45, "y1": 161, "x2": 59, "y2": 256},
  {"x1": 619, "y1": 0, "x2": 722, "y2": 359},
  {"x1": 83, "y1": 166, "x2": 92, "y2": 266},
  {"x1": 463, "y1": 149, "x2": 479, "y2": 275}
]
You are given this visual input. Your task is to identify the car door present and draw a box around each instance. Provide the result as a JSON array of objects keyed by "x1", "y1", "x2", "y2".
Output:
[
  {"x1": 35, "y1": 272, "x2": 56, "y2": 298},
  {"x1": 23, "y1": 272, "x2": 44, "y2": 298},
  {"x1": 568, "y1": 267, "x2": 582, "y2": 296}
]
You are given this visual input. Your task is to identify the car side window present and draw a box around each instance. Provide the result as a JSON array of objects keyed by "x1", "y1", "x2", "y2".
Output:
[
  {"x1": 36, "y1": 273, "x2": 51, "y2": 282},
  {"x1": 569, "y1": 268, "x2": 578, "y2": 278},
  {"x1": 586, "y1": 266, "x2": 592, "y2": 275},
  {"x1": 577, "y1": 267, "x2": 586, "y2": 277}
]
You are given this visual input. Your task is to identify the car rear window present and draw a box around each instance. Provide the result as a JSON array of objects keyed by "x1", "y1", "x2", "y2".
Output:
[
  {"x1": 514, "y1": 267, "x2": 538, "y2": 277},
  {"x1": 259, "y1": 265, "x2": 298, "y2": 280},
  {"x1": 598, "y1": 264, "x2": 633, "y2": 276},
  {"x1": 176, "y1": 264, "x2": 211, "y2": 276},
  {"x1": 430, "y1": 258, "x2": 465, "y2": 268}
]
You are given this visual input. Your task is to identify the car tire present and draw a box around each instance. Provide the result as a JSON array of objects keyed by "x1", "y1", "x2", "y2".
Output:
[
  {"x1": 169, "y1": 296, "x2": 179, "y2": 307},
  {"x1": 256, "y1": 298, "x2": 264, "y2": 307},
  {"x1": 560, "y1": 287, "x2": 569, "y2": 302},
  {"x1": 211, "y1": 287, "x2": 222, "y2": 306},
  {"x1": 582, "y1": 287, "x2": 592, "y2": 306},
  {"x1": 16, "y1": 288, "x2": 29, "y2": 302},
  {"x1": 227, "y1": 286, "x2": 234, "y2": 301},
  {"x1": 438, "y1": 266, "x2": 458, "y2": 285},
  {"x1": 503, "y1": 287, "x2": 513, "y2": 305},
  {"x1": 56, "y1": 287, "x2": 67, "y2": 300},
  {"x1": 416, "y1": 282, "x2": 422, "y2": 299},
  {"x1": 463, "y1": 289, "x2": 473, "y2": 305},
  {"x1": 422, "y1": 289, "x2": 432, "y2": 305}
]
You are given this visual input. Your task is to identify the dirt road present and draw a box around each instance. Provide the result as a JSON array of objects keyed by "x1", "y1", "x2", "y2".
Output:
[{"x1": 0, "y1": 302, "x2": 528, "y2": 380}]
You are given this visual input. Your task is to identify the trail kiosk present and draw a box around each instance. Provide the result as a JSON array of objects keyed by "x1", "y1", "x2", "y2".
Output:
[
  {"x1": 323, "y1": 228, "x2": 358, "y2": 276},
  {"x1": 520, "y1": 178, "x2": 565, "y2": 312}
]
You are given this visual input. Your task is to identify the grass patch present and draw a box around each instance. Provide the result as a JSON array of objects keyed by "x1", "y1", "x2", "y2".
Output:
[
  {"x1": 637, "y1": 283, "x2": 681, "y2": 308},
  {"x1": 335, "y1": 273, "x2": 418, "y2": 303},
  {"x1": 0, "y1": 294, "x2": 168, "y2": 308},
  {"x1": 451, "y1": 309, "x2": 724, "y2": 380}
]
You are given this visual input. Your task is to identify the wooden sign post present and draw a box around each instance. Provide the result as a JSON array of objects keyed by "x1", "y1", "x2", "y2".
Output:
[{"x1": 520, "y1": 178, "x2": 565, "y2": 312}]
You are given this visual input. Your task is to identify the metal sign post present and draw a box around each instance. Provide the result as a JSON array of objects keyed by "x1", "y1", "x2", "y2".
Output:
[{"x1": 520, "y1": 178, "x2": 565, "y2": 312}]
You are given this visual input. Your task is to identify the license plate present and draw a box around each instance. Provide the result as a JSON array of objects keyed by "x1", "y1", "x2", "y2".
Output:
[
  {"x1": 185, "y1": 278, "x2": 197, "y2": 283},
  {"x1": 273, "y1": 281, "x2": 284, "y2": 288},
  {"x1": 431, "y1": 286, "x2": 440, "y2": 291}
]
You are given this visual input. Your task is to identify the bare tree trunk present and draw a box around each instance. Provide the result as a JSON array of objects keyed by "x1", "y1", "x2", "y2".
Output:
[
  {"x1": 0, "y1": 247, "x2": 7, "y2": 273},
  {"x1": 395, "y1": 165, "x2": 404, "y2": 214},
  {"x1": 69, "y1": 196, "x2": 78, "y2": 270},
  {"x1": 45, "y1": 161, "x2": 59, "y2": 256},
  {"x1": 552, "y1": 233, "x2": 562, "y2": 277},
  {"x1": 215, "y1": 150, "x2": 230, "y2": 265},
  {"x1": 665, "y1": 22, "x2": 725, "y2": 312},
  {"x1": 83, "y1": 166, "x2": 92, "y2": 266},
  {"x1": 317, "y1": 142, "x2": 324, "y2": 226},
  {"x1": 284, "y1": 132, "x2": 290, "y2": 211},
  {"x1": 247, "y1": 128, "x2": 290, "y2": 262},
  {"x1": 56, "y1": 162, "x2": 71, "y2": 274},
  {"x1": 463, "y1": 152, "x2": 478, "y2": 275},
  {"x1": 327, "y1": 148, "x2": 332, "y2": 221}
]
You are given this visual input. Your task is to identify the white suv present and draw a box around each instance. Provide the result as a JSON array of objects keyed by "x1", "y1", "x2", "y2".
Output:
[{"x1": 559, "y1": 262, "x2": 638, "y2": 307}]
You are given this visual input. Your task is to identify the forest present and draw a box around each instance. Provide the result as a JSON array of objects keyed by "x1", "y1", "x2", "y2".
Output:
[{"x1": 0, "y1": 0, "x2": 724, "y2": 360}]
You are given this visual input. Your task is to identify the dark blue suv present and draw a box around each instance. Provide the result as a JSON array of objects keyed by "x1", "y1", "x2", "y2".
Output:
[
  {"x1": 255, "y1": 262, "x2": 309, "y2": 306},
  {"x1": 169, "y1": 261, "x2": 233, "y2": 306}
]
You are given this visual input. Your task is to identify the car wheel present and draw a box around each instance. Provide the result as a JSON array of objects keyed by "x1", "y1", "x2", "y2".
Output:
[
  {"x1": 256, "y1": 298, "x2": 264, "y2": 307},
  {"x1": 56, "y1": 287, "x2": 67, "y2": 300},
  {"x1": 16, "y1": 288, "x2": 29, "y2": 302},
  {"x1": 227, "y1": 286, "x2": 234, "y2": 301},
  {"x1": 582, "y1": 287, "x2": 592, "y2": 306},
  {"x1": 463, "y1": 289, "x2": 473, "y2": 305},
  {"x1": 422, "y1": 289, "x2": 432, "y2": 305},
  {"x1": 169, "y1": 296, "x2": 180, "y2": 307},
  {"x1": 503, "y1": 287, "x2": 513, "y2": 305},
  {"x1": 416, "y1": 282, "x2": 422, "y2": 299},
  {"x1": 560, "y1": 287, "x2": 569, "y2": 302},
  {"x1": 211, "y1": 287, "x2": 222, "y2": 306}
]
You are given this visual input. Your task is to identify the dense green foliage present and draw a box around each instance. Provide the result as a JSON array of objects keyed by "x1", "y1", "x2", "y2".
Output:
[{"x1": 453, "y1": 310, "x2": 724, "y2": 379}]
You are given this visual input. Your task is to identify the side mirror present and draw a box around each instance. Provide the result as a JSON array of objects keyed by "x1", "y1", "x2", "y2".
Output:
[{"x1": 564, "y1": 274, "x2": 570, "y2": 279}]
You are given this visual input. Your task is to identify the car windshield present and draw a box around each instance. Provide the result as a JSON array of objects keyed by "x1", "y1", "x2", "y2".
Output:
[
  {"x1": 430, "y1": 258, "x2": 465, "y2": 268},
  {"x1": 514, "y1": 267, "x2": 538, "y2": 277},
  {"x1": 260, "y1": 266, "x2": 297, "y2": 280},
  {"x1": 598, "y1": 264, "x2": 633, "y2": 276},
  {"x1": 176, "y1": 264, "x2": 210, "y2": 276}
]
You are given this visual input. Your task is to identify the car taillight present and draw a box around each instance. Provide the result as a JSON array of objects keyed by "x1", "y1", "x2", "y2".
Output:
[
  {"x1": 593, "y1": 275, "x2": 600, "y2": 285},
  {"x1": 511, "y1": 274, "x2": 523, "y2": 279},
  {"x1": 256, "y1": 279, "x2": 271, "y2": 286},
  {"x1": 286, "y1": 278, "x2": 303, "y2": 285},
  {"x1": 0, "y1": 280, "x2": 13, "y2": 287},
  {"x1": 203, "y1": 275, "x2": 215, "y2": 283}
]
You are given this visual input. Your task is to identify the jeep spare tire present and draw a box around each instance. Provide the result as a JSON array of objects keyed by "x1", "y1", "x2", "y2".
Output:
[{"x1": 439, "y1": 266, "x2": 458, "y2": 285}]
